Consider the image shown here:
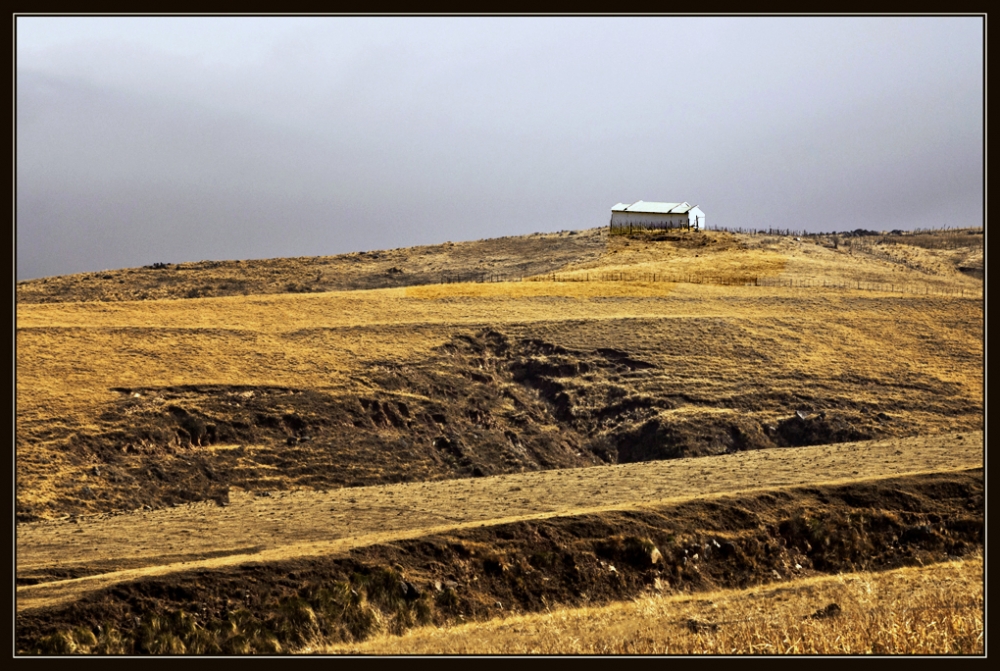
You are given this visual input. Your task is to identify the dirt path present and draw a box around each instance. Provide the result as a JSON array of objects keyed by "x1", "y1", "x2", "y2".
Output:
[{"x1": 16, "y1": 431, "x2": 981, "y2": 613}]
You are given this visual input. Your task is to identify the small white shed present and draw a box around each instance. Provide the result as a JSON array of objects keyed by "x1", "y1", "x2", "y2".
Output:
[{"x1": 610, "y1": 201, "x2": 705, "y2": 231}]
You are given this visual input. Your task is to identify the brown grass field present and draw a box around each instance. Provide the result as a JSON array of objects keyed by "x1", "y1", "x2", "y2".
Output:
[
  {"x1": 324, "y1": 552, "x2": 983, "y2": 655},
  {"x1": 15, "y1": 432, "x2": 983, "y2": 614},
  {"x1": 15, "y1": 226, "x2": 983, "y2": 654}
]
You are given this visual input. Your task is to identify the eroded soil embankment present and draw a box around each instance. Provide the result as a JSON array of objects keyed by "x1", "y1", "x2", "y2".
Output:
[
  {"x1": 21, "y1": 326, "x2": 936, "y2": 522},
  {"x1": 17, "y1": 470, "x2": 983, "y2": 654}
]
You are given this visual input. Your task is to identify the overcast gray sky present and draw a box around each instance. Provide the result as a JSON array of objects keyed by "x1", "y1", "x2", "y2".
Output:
[{"x1": 16, "y1": 16, "x2": 983, "y2": 280}]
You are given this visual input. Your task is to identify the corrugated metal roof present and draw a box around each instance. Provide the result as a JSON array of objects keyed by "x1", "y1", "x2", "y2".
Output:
[{"x1": 612, "y1": 201, "x2": 694, "y2": 214}]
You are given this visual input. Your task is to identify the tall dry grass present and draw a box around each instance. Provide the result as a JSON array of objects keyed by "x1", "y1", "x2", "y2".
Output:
[
  {"x1": 405, "y1": 280, "x2": 676, "y2": 299},
  {"x1": 16, "y1": 275, "x2": 983, "y2": 519},
  {"x1": 322, "y1": 554, "x2": 983, "y2": 655}
]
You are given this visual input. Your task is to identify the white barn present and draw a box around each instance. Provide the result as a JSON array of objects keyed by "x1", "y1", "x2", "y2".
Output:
[{"x1": 610, "y1": 201, "x2": 706, "y2": 231}]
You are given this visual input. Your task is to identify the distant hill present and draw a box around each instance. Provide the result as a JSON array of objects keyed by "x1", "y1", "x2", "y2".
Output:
[{"x1": 16, "y1": 229, "x2": 607, "y2": 303}]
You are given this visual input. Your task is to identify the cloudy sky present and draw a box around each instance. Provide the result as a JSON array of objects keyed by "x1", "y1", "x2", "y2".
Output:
[{"x1": 16, "y1": 16, "x2": 983, "y2": 280}]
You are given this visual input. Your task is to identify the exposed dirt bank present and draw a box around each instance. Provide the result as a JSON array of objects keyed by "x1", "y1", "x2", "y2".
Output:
[
  {"x1": 22, "y1": 324, "x2": 976, "y2": 522},
  {"x1": 17, "y1": 470, "x2": 982, "y2": 654}
]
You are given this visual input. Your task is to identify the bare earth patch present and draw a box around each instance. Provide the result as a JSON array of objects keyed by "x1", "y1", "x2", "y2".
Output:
[{"x1": 16, "y1": 432, "x2": 981, "y2": 613}]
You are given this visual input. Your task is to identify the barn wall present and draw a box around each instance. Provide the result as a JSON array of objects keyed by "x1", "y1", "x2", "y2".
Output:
[
  {"x1": 688, "y1": 207, "x2": 706, "y2": 229},
  {"x1": 610, "y1": 211, "x2": 692, "y2": 229}
]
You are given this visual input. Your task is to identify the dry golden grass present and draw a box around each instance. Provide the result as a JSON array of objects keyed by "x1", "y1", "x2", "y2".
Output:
[
  {"x1": 14, "y1": 226, "x2": 985, "y2": 658},
  {"x1": 15, "y1": 229, "x2": 608, "y2": 303},
  {"x1": 527, "y1": 229, "x2": 981, "y2": 296},
  {"x1": 777, "y1": 239, "x2": 983, "y2": 293},
  {"x1": 322, "y1": 553, "x2": 984, "y2": 655},
  {"x1": 16, "y1": 432, "x2": 982, "y2": 614},
  {"x1": 16, "y1": 275, "x2": 983, "y2": 520},
  {"x1": 16, "y1": 228, "x2": 982, "y2": 307},
  {"x1": 405, "y1": 280, "x2": 677, "y2": 299},
  {"x1": 553, "y1": 231, "x2": 788, "y2": 284}
]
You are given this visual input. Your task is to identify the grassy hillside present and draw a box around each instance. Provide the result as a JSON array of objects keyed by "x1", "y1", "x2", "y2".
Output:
[
  {"x1": 16, "y1": 228, "x2": 982, "y2": 521},
  {"x1": 16, "y1": 225, "x2": 983, "y2": 654},
  {"x1": 15, "y1": 229, "x2": 607, "y2": 303},
  {"x1": 18, "y1": 469, "x2": 983, "y2": 653},
  {"x1": 325, "y1": 552, "x2": 983, "y2": 655},
  {"x1": 16, "y1": 227, "x2": 982, "y2": 304},
  {"x1": 16, "y1": 432, "x2": 982, "y2": 605}
]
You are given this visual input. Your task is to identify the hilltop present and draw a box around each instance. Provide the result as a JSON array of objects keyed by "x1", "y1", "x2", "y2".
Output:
[
  {"x1": 16, "y1": 226, "x2": 982, "y2": 303},
  {"x1": 16, "y1": 229, "x2": 607, "y2": 303}
]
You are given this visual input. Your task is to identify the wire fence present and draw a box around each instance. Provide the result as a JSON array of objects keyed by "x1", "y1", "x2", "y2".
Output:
[
  {"x1": 435, "y1": 270, "x2": 981, "y2": 298},
  {"x1": 439, "y1": 272, "x2": 527, "y2": 284}
]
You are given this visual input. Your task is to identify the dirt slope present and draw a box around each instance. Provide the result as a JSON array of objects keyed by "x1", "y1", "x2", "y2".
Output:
[
  {"x1": 17, "y1": 283, "x2": 982, "y2": 520},
  {"x1": 14, "y1": 226, "x2": 984, "y2": 654},
  {"x1": 17, "y1": 468, "x2": 983, "y2": 653},
  {"x1": 16, "y1": 431, "x2": 982, "y2": 614},
  {"x1": 323, "y1": 555, "x2": 983, "y2": 654}
]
